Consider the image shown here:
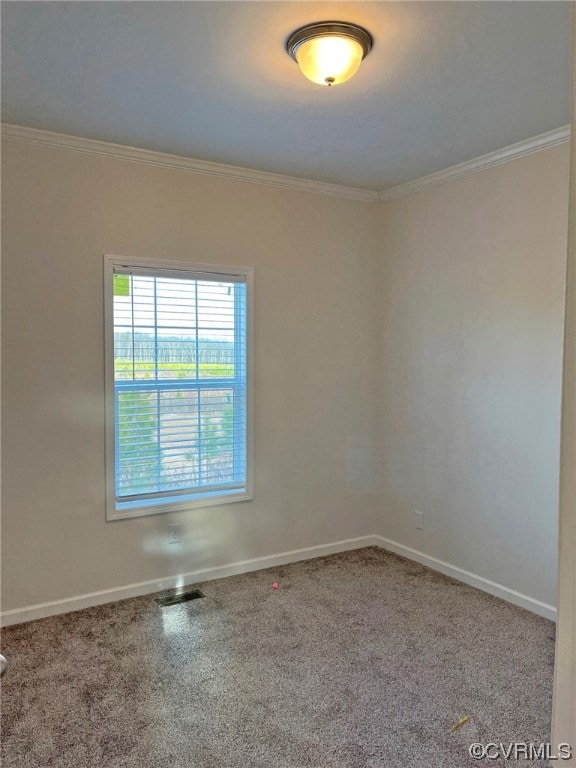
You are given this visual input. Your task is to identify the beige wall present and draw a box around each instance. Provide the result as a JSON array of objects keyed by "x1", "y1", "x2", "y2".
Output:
[
  {"x1": 1, "y1": 141, "x2": 381, "y2": 612},
  {"x1": 1, "y1": 137, "x2": 570, "y2": 618},
  {"x1": 376, "y1": 144, "x2": 570, "y2": 607}
]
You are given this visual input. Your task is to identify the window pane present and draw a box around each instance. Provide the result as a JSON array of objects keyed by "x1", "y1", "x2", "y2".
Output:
[
  {"x1": 116, "y1": 388, "x2": 159, "y2": 496},
  {"x1": 112, "y1": 268, "x2": 247, "y2": 507}
]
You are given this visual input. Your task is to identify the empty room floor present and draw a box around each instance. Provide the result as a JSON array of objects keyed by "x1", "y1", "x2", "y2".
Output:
[{"x1": 0, "y1": 548, "x2": 554, "y2": 768}]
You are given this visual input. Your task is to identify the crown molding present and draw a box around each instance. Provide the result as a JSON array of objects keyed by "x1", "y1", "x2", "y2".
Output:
[
  {"x1": 379, "y1": 125, "x2": 571, "y2": 202},
  {"x1": 1, "y1": 123, "x2": 380, "y2": 204},
  {"x1": 2, "y1": 122, "x2": 569, "y2": 205}
]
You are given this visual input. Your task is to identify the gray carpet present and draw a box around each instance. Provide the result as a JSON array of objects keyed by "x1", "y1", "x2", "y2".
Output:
[{"x1": 0, "y1": 548, "x2": 555, "y2": 767}]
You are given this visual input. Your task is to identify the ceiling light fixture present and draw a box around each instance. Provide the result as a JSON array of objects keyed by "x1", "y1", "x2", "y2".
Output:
[{"x1": 286, "y1": 21, "x2": 373, "y2": 87}]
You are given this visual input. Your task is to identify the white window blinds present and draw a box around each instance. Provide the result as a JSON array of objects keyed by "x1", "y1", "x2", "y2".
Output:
[{"x1": 106, "y1": 260, "x2": 251, "y2": 517}]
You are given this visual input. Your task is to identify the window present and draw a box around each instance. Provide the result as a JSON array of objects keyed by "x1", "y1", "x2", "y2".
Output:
[{"x1": 104, "y1": 256, "x2": 253, "y2": 520}]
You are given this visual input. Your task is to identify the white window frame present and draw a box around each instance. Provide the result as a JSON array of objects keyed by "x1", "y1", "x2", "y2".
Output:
[{"x1": 104, "y1": 255, "x2": 254, "y2": 521}]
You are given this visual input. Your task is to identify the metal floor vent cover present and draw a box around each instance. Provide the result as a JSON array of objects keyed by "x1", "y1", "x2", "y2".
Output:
[{"x1": 155, "y1": 589, "x2": 205, "y2": 607}]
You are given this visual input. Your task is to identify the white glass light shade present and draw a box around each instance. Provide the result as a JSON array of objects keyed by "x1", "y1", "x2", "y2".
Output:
[
  {"x1": 286, "y1": 22, "x2": 373, "y2": 87},
  {"x1": 295, "y1": 35, "x2": 364, "y2": 86}
]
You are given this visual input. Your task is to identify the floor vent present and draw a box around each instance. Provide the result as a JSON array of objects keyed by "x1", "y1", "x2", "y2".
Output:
[{"x1": 155, "y1": 589, "x2": 205, "y2": 607}]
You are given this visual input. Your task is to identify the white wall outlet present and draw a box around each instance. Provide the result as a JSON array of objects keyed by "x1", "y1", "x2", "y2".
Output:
[
  {"x1": 168, "y1": 523, "x2": 181, "y2": 544},
  {"x1": 414, "y1": 511, "x2": 424, "y2": 530}
]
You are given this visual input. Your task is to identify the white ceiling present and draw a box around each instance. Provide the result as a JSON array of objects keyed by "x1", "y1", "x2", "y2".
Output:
[{"x1": 1, "y1": 1, "x2": 571, "y2": 191}]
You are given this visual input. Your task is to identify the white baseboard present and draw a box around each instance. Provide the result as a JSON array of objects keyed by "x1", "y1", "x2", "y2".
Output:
[
  {"x1": 0, "y1": 535, "x2": 380, "y2": 627},
  {"x1": 373, "y1": 535, "x2": 557, "y2": 621},
  {"x1": 1, "y1": 533, "x2": 556, "y2": 626}
]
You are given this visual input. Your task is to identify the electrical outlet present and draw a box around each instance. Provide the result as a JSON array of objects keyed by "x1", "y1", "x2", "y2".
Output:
[
  {"x1": 168, "y1": 524, "x2": 181, "y2": 544},
  {"x1": 414, "y1": 511, "x2": 424, "y2": 530}
]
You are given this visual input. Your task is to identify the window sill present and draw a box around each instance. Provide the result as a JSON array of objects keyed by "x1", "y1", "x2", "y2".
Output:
[{"x1": 106, "y1": 489, "x2": 252, "y2": 521}]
